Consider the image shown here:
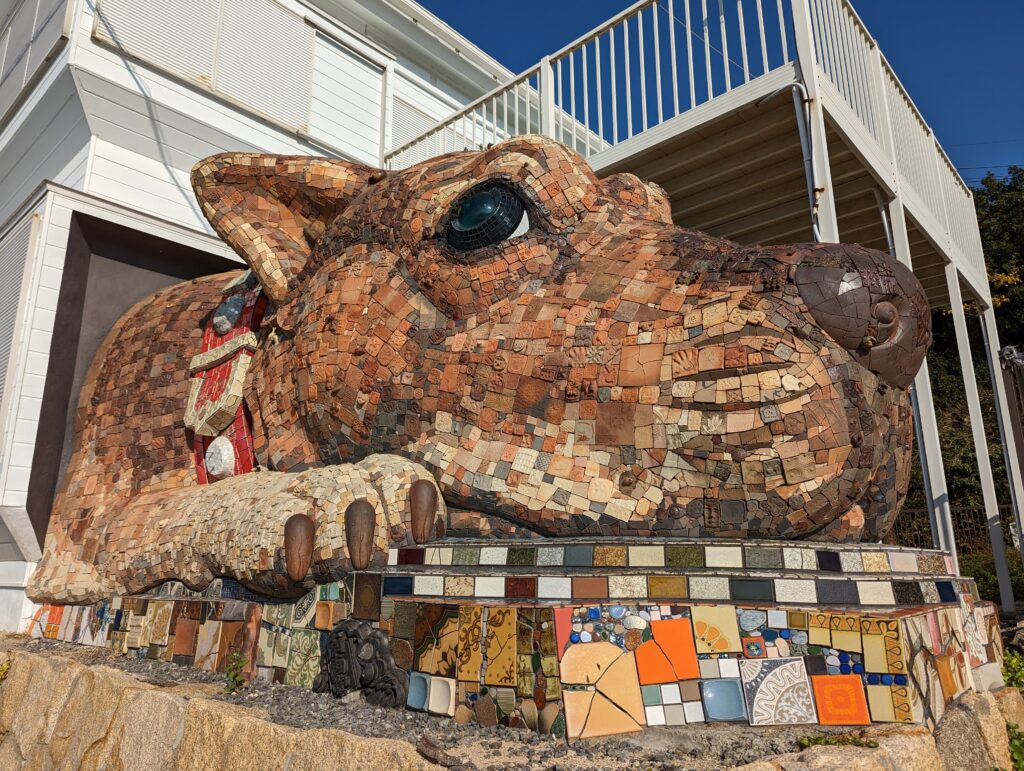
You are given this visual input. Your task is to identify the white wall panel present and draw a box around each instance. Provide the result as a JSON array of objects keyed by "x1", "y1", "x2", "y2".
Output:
[
  {"x1": 310, "y1": 32, "x2": 382, "y2": 164},
  {"x1": 92, "y1": 0, "x2": 219, "y2": 87},
  {"x1": 217, "y1": 0, "x2": 313, "y2": 132},
  {"x1": 0, "y1": 211, "x2": 34, "y2": 429},
  {"x1": 389, "y1": 68, "x2": 460, "y2": 165},
  {"x1": 87, "y1": 139, "x2": 207, "y2": 232},
  {"x1": 0, "y1": 69, "x2": 89, "y2": 234}
]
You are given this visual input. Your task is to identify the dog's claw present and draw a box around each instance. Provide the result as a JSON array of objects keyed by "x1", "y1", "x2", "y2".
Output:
[
  {"x1": 344, "y1": 498, "x2": 376, "y2": 570},
  {"x1": 409, "y1": 478, "x2": 438, "y2": 544},
  {"x1": 283, "y1": 512, "x2": 315, "y2": 581}
]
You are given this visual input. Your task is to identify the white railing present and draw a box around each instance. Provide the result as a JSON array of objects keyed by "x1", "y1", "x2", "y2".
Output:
[
  {"x1": 804, "y1": 0, "x2": 986, "y2": 282},
  {"x1": 386, "y1": 0, "x2": 796, "y2": 169},
  {"x1": 386, "y1": 0, "x2": 988, "y2": 288},
  {"x1": 807, "y1": 0, "x2": 881, "y2": 146},
  {"x1": 386, "y1": 66, "x2": 545, "y2": 168}
]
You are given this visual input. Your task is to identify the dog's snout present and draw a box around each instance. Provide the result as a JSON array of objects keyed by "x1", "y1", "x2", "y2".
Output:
[{"x1": 794, "y1": 244, "x2": 931, "y2": 388}]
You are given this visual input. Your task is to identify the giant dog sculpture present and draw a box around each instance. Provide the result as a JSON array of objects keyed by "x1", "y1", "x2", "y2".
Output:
[{"x1": 29, "y1": 137, "x2": 931, "y2": 603}]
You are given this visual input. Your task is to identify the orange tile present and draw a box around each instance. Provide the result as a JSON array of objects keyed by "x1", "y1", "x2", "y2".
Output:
[
  {"x1": 595, "y1": 651, "x2": 645, "y2": 725},
  {"x1": 553, "y1": 606, "x2": 574, "y2": 661},
  {"x1": 651, "y1": 617, "x2": 700, "y2": 680},
  {"x1": 634, "y1": 639, "x2": 678, "y2": 685},
  {"x1": 560, "y1": 641, "x2": 623, "y2": 685},
  {"x1": 811, "y1": 674, "x2": 871, "y2": 725},
  {"x1": 563, "y1": 690, "x2": 595, "y2": 739},
  {"x1": 581, "y1": 693, "x2": 643, "y2": 738}
]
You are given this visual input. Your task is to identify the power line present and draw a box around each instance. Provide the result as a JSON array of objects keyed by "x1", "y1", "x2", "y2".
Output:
[
  {"x1": 942, "y1": 137, "x2": 1024, "y2": 148},
  {"x1": 956, "y1": 163, "x2": 1020, "y2": 171}
]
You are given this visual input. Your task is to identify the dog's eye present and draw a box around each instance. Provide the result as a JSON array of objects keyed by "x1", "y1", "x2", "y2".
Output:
[{"x1": 444, "y1": 183, "x2": 529, "y2": 251}]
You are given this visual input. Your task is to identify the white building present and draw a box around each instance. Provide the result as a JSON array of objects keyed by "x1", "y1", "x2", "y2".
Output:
[{"x1": 0, "y1": 0, "x2": 1020, "y2": 629}]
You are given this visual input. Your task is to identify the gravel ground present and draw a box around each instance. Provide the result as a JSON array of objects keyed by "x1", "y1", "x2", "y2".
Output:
[{"x1": 2, "y1": 635, "x2": 851, "y2": 770}]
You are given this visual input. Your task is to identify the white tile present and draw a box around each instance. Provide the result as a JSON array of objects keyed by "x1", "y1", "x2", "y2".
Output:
[
  {"x1": 683, "y1": 701, "x2": 705, "y2": 723},
  {"x1": 839, "y1": 551, "x2": 863, "y2": 572},
  {"x1": 628, "y1": 545, "x2": 665, "y2": 567},
  {"x1": 705, "y1": 545, "x2": 743, "y2": 568},
  {"x1": 387, "y1": 549, "x2": 398, "y2": 566},
  {"x1": 644, "y1": 705, "x2": 666, "y2": 726},
  {"x1": 688, "y1": 576, "x2": 730, "y2": 600},
  {"x1": 889, "y1": 552, "x2": 918, "y2": 572},
  {"x1": 474, "y1": 576, "x2": 505, "y2": 597},
  {"x1": 479, "y1": 546, "x2": 508, "y2": 565},
  {"x1": 766, "y1": 610, "x2": 788, "y2": 629},
  {"x1": 782, "y1": 548, "x2": 803, "y2": 569},
  {"x1": 413, "y1": 575, "x2": 443, "y2": 595},
  {"x1": 660, "y1": 683, "x2": 681, "y2": 704},
  {"x1": 857, "y1": 581, "x2": 896, "y2": 606},
  {"x1": 774, "y1": 579, "x2": 817, "y2": 604},
  {"x1": 537, "y1": 576, "x2": 572, "y2": 599},
  {"x1": 425, "y1": 547, "x2": 453, "y2": 566},
  {"x1": 536, "y1": 547, "x2": 564, "y2": 566},
  {"x1": 718, "y1": 657, "x2": 740, "y2": 678},
  {"x1": 608, "y1": 574, "x2": 647, "y2": 598}
]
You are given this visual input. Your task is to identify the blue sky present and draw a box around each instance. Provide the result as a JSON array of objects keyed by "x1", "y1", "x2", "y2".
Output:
[{"x1": 419, "y1": 0, "x2": 1024, "y2": 187}]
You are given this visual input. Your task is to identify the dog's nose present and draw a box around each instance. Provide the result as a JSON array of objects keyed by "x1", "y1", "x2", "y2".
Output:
[{"x1": 793, "y1": 244, "x2": 931, "y2": 388}]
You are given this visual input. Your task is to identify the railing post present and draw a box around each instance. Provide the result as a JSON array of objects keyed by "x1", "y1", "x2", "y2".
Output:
[
  {"x1": 980, "y1": 305, "x2": 1024, "y2": 568},
  {"x1": 539, "y1": 56, "x2": 556, "y2": 139},
  {"x1": 946, "y1": 261, "x2": 1015, "y2": 614},
  {"x1": 788, "y1": 0, "x2": 839, "y2": 241}
]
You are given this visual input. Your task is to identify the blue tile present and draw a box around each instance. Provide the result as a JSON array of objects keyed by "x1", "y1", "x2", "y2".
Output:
[
  {"x1": 700, "y1": 678, "x2": 747, "y2": 722},
  {"x1": 936, "y1": 580, "x2": 957, "y2": 603},
  {"x1": 382, "y1": 576, "x2": 414, "y2": 596}
]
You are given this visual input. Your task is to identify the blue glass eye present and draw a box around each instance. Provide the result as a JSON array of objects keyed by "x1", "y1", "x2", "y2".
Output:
[
  {"x1": 445, "y1": 182, "x2": 527, "y2": 251},
  {"x1": 453, "y1": 191, "x2": 498, "y2": 231}
]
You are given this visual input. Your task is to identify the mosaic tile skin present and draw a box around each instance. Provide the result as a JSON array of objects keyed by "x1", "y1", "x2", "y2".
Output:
[{"x1": 30, "y1": 136, "x2": 931, "y2": 603}]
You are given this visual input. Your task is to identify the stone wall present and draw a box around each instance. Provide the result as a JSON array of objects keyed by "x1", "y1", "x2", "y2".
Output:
[{"x1": 0, "y1": 649, "x2": 430, "y2": 770}]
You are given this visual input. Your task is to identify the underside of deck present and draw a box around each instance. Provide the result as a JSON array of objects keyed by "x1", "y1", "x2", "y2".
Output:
[{"x1": 592, "y1": 86, "x2": 955, "y2": 309}]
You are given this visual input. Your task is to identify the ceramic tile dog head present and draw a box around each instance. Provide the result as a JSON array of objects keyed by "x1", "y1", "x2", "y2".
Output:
[
  {"x1": 196, "y1": 136, "x2": 929, "y2": 541},
  {"x1": 31, "y1": 137, "x2": 930, "y2": 602}
]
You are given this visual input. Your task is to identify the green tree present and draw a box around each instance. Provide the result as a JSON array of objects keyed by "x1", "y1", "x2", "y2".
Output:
[{"x1": 904, "y1": 166, "x2": 1023, "y2": 521}]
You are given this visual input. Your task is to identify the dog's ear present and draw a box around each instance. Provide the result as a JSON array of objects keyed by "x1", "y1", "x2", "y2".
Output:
[{"x1": 192, "y1": 154, "x2": 379, "y2": 302}]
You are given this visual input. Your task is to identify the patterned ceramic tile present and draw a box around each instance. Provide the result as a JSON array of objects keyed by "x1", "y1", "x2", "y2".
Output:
[
  {"x1": 811, "y1": 674, "x2": 871, "y2": 725},
  {"x1": 691, "y1": 606, "x2": 742, "y2": 653},
  {"x1": 739, "y1": 658, "x2": 817, "y2": 725}
]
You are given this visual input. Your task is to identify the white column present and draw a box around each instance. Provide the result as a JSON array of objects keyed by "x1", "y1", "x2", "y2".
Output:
[
  {"x1": 980, "y1": 306, "x2": 1024, "y2": 561},
  {"x1": 946, "y1": 262, "x2": 1014, "y2": 612},
  {"x1": 886, "y1": 198, "x2": 957, "y2": 564},
  {"x1": 788, "y1": 0, "x2": 838, "y2": 241}
]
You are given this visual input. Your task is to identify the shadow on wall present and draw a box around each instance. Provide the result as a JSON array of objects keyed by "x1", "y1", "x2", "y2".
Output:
[{"x1": 24, "y1": 213, "x2": 239, "y2": 548}]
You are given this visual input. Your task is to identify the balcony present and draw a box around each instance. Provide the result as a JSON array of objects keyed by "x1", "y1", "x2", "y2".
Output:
[
  {"x1": 384, "y1": 0, "x2": 987, "y2": 310},
  {"x1": 384, "y1": 0, "x2": 1024, "y2": 610}
]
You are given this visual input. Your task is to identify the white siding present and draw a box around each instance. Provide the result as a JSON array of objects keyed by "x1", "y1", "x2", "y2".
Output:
[
  {"x1": 310, "y1": 33, "x2": 383, "y2": 165},
  {"x1": 0, "y1": 195, "x2": 48, "y2": 512},
  {"x1": 74, "y1": 0, "x2": 392, "y2": 172},
  {"x1": 88, "y1": 0, "x2": 390, "y2": 158},
  {"x1": 389, "y1": 68, "x2": 460, "y2": 165},
  {"x1": 87, "y1": 139, "x2": 208, "y2": 232},
  {"x1": 0, "y1": 0, "x2": 69, "y2": 123},
  {"x1": 0, "y1": 211, "x2": 35, "y2": 439},
  {"x1": 0, "y1": 68, "x2": 89, "y2": 235},
  {"x1": 91, "y1": 0, "x2": 220, "y2": 88},
  {"x1": 216, "y1": 0, "x2": 314, "y2": 132}
]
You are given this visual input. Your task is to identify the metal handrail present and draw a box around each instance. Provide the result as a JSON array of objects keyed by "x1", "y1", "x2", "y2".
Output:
[
  {"x1": 384, "y1": 0, "x2": 988, "y2": 291},
  {"x1": 386, "y1": 0, "x2": 795, "y2": 167}
]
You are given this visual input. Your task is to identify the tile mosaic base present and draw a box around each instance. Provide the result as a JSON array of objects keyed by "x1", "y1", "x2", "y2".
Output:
[{"x1": 29, "y1": 568, "x2": 1001, "y2": 739}]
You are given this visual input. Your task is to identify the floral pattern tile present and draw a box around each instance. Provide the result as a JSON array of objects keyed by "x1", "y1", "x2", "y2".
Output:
[{"x1": 739, "y1": 657, "x2": 817, "y2": 725}]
